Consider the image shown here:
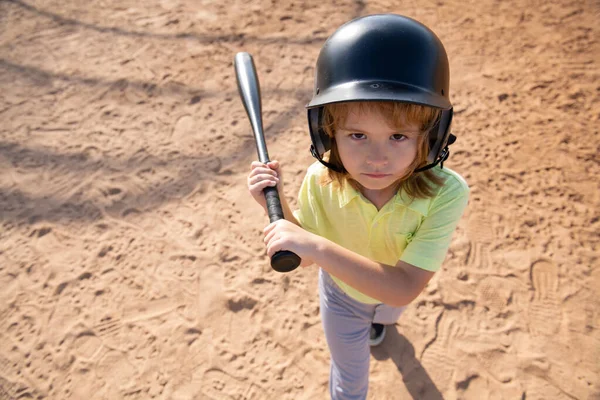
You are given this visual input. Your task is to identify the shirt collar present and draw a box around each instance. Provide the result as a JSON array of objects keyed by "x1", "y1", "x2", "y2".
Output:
[
  {"x1": 337, "y1": 180, "x2": 432, "y2": 216},
  {"x1": 337, "y1": 181, "x2": 361, "y2": 208},
  {"x1": 395, "y1": 189, "x2": 432, "y2": 216}
]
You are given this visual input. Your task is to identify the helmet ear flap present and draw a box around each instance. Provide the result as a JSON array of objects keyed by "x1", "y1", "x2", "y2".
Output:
[
  {"x1": 308, "y1": 107, "x2": 331, "y2": 159},
  {"x1": 427, "y1": 108, "x2": 453, "y2": 164}
]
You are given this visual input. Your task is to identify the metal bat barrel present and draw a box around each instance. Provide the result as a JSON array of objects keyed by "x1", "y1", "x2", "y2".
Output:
[
  {"x1": 234, "y1": 52, "x2": 301, "y2": 273},
  {"x1": 234, "y1": 52, "x2": 270, "y2": 164}
]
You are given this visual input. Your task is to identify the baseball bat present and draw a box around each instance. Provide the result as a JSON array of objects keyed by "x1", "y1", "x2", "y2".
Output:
[{"x1": 234, "y1": 52, "x2": 301, "y2": 273}]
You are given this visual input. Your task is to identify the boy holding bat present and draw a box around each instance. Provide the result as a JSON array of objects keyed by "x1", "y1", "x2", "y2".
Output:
[{"x1": 247, "y1": 14, "x2": 469, "y2": 399}]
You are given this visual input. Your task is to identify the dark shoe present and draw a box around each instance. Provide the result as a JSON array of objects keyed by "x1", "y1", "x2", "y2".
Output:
[{"x1": 369, "y1": 323, "x2": 386, "y2": 347}]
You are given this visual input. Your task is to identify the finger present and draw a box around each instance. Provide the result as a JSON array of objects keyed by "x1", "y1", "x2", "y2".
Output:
[
  {"x1": 249, "y1": 172, "x2": 279, "y2": 181},
  {"x1": 266, "y1": 242, "x2": 276, "y2": 258},
  {"x1": 263, "y1": 221, "x2": 277, "y2": 236},
  {"x1": 249, "y1": 181, "x2": 278, "y2": 195},
  {"x1": 264, "y1": 219, "x2": 290, "y2": 243},
  {"x1": 263, "y1": 225, "x2": 277, "y2": 244},
  {"x1": 249, "y1": 165, "x2": 278, "y2": 175},
  {"x1": 248, "y1": 174, "x2": 280, "y2": 186},
  {"x1": 251, "y1": 161, "x2": 267, "y2": 168},
  {"x1": 266, "y1": 237, "x2": 285, "y2": 258},
  {"x1": 267, "y1": 160, "x2": 280, "y2": 170},
  {"x1": 249, "y1": 167, "x2": 278, "y2": 179},
  {"x1": 267, "y1": 236, "x2": 296, "y2": 259}
]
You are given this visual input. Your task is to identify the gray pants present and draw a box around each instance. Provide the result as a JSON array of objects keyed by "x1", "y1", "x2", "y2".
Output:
[{"x1": 319, "y1": 268, "x2": 406, "y2": 400}]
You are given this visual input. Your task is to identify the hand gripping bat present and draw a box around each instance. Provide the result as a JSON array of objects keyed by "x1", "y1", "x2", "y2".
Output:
[{"x1": 234, "y1": 52, "x2": 301, "y2": 273}]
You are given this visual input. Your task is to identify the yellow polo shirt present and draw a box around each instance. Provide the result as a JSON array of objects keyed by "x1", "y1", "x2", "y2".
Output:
[{"x1": 293, "y1": 162, "x2": 469, "y2": 304}]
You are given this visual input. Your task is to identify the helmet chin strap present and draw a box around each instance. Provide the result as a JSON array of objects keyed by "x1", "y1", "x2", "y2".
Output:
[
  {"x1": 414, "y1": 146, "x2": 450, "y2": 172},
  {"x1": 310, "y1": 145, "x2": 346, "y2": 173},
  {"x1": 414, "y1": 133, "x2": 456, "y2": 173}
]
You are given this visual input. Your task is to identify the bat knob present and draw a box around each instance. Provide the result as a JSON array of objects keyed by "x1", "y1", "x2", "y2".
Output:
[{"x1": 271, "y1": 251, "x2": 301, "y2": 273}]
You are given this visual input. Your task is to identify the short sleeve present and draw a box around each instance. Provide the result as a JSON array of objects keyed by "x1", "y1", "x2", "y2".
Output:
[
  {"x1": 293, "y1": 167, "x2": 322, "y2": 235},
  {"x1": 399, "y1": 175, "x2": 469, "y2": 271}
]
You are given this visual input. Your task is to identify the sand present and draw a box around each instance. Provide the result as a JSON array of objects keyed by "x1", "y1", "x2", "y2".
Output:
[{"x1": 1, "y1": 0, "x2": 598, "y2": 399}]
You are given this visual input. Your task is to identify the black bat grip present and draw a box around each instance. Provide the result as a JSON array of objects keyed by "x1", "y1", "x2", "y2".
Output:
[{"x1": 263, "y1": 186, "x2": 301, "y2": 272}]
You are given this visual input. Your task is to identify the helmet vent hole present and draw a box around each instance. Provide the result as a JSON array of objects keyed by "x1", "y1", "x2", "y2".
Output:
[
  {"x1": 370, "y1": 83, "x2": 380, "y2": 89},
  {"x1": 316, "y1": 88, "x2": 320, "y2": 95},
  {"x1": 441, "y1": 89, "x2": 445, "y2": 95}
]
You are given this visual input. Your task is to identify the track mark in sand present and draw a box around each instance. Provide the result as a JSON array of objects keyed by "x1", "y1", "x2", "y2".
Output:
[
  {"x1": 466, "y1": 211, "x2": 496, "y2": 243},
  {"x1": 0, "y1": 353, "x2": 17, "y2": 378},
  {"x1": 529, "y1": 259, "x2": 561, "y2": 336},
  {"x1": 541, "y1": 351, "x2": 594, "y2": 400},
  {"x1": 202, "y1": 368, "x2": 236, "y2": 399},
  {"x1": 172, "y1": 115, "x2": 198, "y2": 149},
  {"x1": 96, "y1": 350, "x2": 138, "y2": 391},
  {"x1": 0, "y1": 355, "x2": 22, "y2": 399},
  {"x1": 171, "y1": 376, "x2": 204, "y2": 399},
  {"x1": 0, "y1": 358, "x2": 37, "y2": 400},
  {"x1": 475, "y1": 348, "x2": 515, "y2": 383},
  {"x1": 476, "y1": 276, "x2": 514, "y2": 315},
  {"x1": 202, "y1": 368, "x2": 266, "y2": 400},
  {"x1": 421, "y1": 312, "x2": 464, "y2": 390},
  {"x1": 222, "y1": 291, "x2": 261, "y2": 355},
  {"x1": 226, "y1": 293, "x2": 258, "y2": 313},
  {"x1": 465, "y1": 212, "x2": 495, "y2": 270},
  {"x1": 155, "y1": 254, "x2": 200, "y2": 281},
  {"x1": 0, "y1": 376, "x2": 19, "y2": 400},
  {"x1": 72, "y1": 331, "x2": 104, "y2": 361},
  {"x1": 524, "y1": 374, "x2": 575, "y2": 400},
  {"x1": 122, "y1": 295, "x2": 183, "y2": 323},
  {"x1": 93, "y1": 315, "x2": 122, "y2": 347},
  {"x1": 197, "y1": 263, "x2": 226, "y2": 318},
  {"x1": 5, "y1": 308, "x2": 42, "y2": 348}
]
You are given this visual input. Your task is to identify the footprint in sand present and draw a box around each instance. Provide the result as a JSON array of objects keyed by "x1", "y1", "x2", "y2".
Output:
[
  {"x1": 5, "y1": 306, "x2": 43, "y2": 349},
  {"x1": 528, "y1": 259, "x2": 561, "y2": 337},
  {"x1": 475, "y1": 348, "x2": 516, "y2": 384},
  {"x1": 421, "y1": 313, "x2": 464, "y2": 391},
  {"x1": 201, "y1": 368, "x2": 266, "y2": 400},
  {"x1": 523, "y1": 374, "x2": 574, "y2": 400},
  {"x1": 197, "y1": 263, "x2": 226, "y2": 319},
  {"x1": 71, "y1": 331, "x2": 104, "y2": 361},
  {"x1": 0, "y1": 376, "x2": 19, "y2": 400},
  {"x1": 0, "y1": 354, "x2": 22, "y2": 399},
  {"x1": 465, "y1": 211, "x2": 496, "y2": 271},
  {"x1": 95, "y1": 350, "x2": 138, "y2": 392},
  {"x1": 0, "y1": 357, "x2": 39, "y2": 400},
  {"x1": 476, "y1": 275, "x2": 519, "y2": 316},
  {"x1": 122, "y1": 295, "x2": 184, "y2": 324},
  {"x1": 156, "y1": 254, "x2": 201, "y2": 281},
  {"x1": 92, "y1": 293, "x2": 186, "y2": 351},
  {"x1": 172, "y1": 115, "x2": 197, "y2": 149},
  {"x1": 0, "y1": 350, "x2": 18, "y2": 377}
]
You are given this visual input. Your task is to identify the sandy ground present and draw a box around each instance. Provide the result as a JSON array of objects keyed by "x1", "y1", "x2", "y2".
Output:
[{"x1": 1, "y1": 0, "x2": 599, "y2": 399}]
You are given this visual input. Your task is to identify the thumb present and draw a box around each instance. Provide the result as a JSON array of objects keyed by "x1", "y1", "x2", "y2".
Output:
[{"x1": 267, "y1": 160, "x2": 280, "y2": 171}]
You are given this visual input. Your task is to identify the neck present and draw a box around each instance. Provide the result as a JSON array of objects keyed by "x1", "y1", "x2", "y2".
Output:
[{"x1": 360, "y1": 186, "x2": 397, "y2": 210}]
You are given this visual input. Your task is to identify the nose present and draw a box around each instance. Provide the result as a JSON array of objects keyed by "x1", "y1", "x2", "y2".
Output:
[{"x1": 366, "y1": 143, "x2": 388, "y2": 168}]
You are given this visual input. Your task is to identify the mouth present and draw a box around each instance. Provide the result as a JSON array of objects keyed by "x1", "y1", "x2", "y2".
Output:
[{"x1": 362, "y1": 173, "x2": 391, "y2": 179}]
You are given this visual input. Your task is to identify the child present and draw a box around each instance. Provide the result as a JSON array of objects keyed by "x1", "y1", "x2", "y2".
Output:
[{"x1": 247, "y1": 14, "x2": 469, "y2": 399}]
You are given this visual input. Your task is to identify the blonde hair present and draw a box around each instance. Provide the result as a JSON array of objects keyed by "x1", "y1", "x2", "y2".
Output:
[{"x1": 321, "y1": 101, "x2": 445, "y2": 199}]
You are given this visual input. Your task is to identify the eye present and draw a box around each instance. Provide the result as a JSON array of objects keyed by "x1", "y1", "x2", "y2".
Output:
[
  {"x1": 391, "y1": 134, "x2": 407, "y2": 142},
  {"x1": 349, "y1": 133, "x2": 366, "y2": 140}
]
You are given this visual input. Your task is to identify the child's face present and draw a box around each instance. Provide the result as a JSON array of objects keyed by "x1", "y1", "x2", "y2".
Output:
[{"x1": 334, "y1": 103, "x2": 420, "y2": 196}]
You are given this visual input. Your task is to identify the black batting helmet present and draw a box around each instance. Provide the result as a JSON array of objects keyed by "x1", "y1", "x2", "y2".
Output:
[{"x1": 307, "y1": 14, "x2": 455, "y2": 172}]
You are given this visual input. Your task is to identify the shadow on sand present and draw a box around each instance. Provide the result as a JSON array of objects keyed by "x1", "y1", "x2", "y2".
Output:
[{"x1": 371, "y1": 326, "x2": 444, "y2": 400}]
